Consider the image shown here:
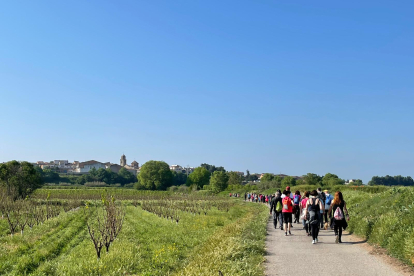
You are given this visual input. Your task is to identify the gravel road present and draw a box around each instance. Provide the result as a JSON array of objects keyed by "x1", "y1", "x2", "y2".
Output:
[{"x1": 265, "y1": 218, "x2": 405, "y2": 276}]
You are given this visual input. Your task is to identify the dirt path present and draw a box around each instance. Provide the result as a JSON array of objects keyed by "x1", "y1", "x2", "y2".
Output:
[{"x1": 265, "y1": 218, "x2": 409, "y2": 276}]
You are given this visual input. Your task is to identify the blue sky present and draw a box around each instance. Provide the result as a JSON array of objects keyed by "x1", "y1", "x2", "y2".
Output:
[{"x1": 1, "y1": 1, "x2": 413, "y2": 182}]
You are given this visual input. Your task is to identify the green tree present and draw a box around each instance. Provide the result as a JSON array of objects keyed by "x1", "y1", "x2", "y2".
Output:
[
  {"x1": 118, "y1": 168, "x2": 136, "y2": 185},
  {"x1": 368, "y1": 175, "x2": 413, "y2": 186},
  {"x1": 273, "y1": 175, "x2": 283, "y2": 186},
  {"x1": 210, "y1": 171, "x2": 229, "y2": 193},
  {"x1": 322, "y1": 173, "x2": 345, "y2": 186},
  {"x1": 260, "y1": 173, "x2": 274, "y2": 182},
  {"x1": 137, "y1": 161, "x2": 173, "y2": 190},
  {"x1": 42, "y1": 168, "x2": 60, "y2": 183},
  {"x1": 200, "y1": 163, "x2": 226, "y2": 173},
  {"x1": 89, "y1": 167, "x2": 98, "y2": 178},
  {"x1": 352, "y1": 179, "x2": 364, "y2": 186},
  {"x1": 187, "y1": 167, "x2": 210, "y2": 189},
  {"x1": 303, "y1": 173, "x2": 322, "y2": 186},
  {"x1": 172, "y1": 171, "x2": 188, "y2": 186},
  {"x1": 0, "y1": 161, "x2": 43, "y2": 200},
  {"x1": 281, "y1": 176, "x2": 296, "y2": 187},
  {"x1": 95, "y1": 168, "x2": 109, "y2": 183},
  {"x1": 296, "y1": 179, "x2": 304, "y2": 185},
  {"x1": 227, "y1": 171, "x2": 243, "y2": 186}
]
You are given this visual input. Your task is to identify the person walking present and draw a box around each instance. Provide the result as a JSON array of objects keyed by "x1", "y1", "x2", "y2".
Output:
[
  {"x1": 305, "y1": 190, "x2": 324, "y2": 244},
  {"x1": 293, "y1": 191, "x2": 301, "y2": 223},
  {"x1": 328, "y1": 191, "x2": 349, "y2": 243},
  {"x1": 282, "y1": 190, "x2": 294, "y2": 236},
  {"x1": 300, "y1": 191, "x2": 310, "y2": 235},
  {"x1": 324, "y1": 190, "x2": 334, "y2": 227},
  {"x1": 317, "y1": 188, "x2": 326, "y2": 229},
  {"x1": 270, "y1": 191, "x2": 283, "y2": 230}
]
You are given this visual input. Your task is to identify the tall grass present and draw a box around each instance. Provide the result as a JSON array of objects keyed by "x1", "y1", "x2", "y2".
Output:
[{"x1": 344, "y1": 187, "x2": 414, "y2": 265}]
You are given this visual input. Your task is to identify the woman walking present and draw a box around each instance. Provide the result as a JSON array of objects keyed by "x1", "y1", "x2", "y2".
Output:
[
  {"x1": 305, "y1": 190, "x2": 324, "y2": 244},
  {"x1": 328, "y1": 191, "x2": 349, "y2": 243},
  {"x1": 299, "y1": 191, "x2": 310, "y2": 235}
]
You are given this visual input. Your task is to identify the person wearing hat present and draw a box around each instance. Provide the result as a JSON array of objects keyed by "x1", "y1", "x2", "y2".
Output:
[
  {"x1": 324, "y1": 189, "x2": 334, "y2": 227},
  {"x1": 282, "y1": 186, "x2": 294, "y2": 200}
]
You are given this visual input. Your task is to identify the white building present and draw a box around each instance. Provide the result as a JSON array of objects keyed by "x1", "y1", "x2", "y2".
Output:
[
  {"x1": 345, "y1": 179, "x2": 357, "y2": 185},
  {"x1": 74, "y1": 160, "x2": 106, "y2": 173},
  {"x1": 169, "y1": 165, "x2": 195, "y2": 174},
  {"x1": 170, "y1": 165, "x2": 184, "y2": 173}
]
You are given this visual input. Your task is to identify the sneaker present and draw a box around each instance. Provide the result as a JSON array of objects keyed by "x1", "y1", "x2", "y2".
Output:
[
  {"x1": 335, "y1": 235, "x2": 339, "y2": 244},
  {"x1": 312, "y1": 240, "x2": 315, "y2": 244},
  {"x1": 315, "y1": 238, "x2": 318, "y2": 243},
  {"x1": 288, "y1": 231, "x2": 291, "y2": 235}
]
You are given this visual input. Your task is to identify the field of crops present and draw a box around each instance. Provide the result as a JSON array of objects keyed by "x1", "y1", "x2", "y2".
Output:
[{"x1": 0, "y1": 189, "x2": 269, "y2": 276}]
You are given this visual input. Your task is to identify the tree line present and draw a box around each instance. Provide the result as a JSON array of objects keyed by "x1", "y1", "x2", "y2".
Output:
[
  {"x1": 135, "y1": 161, "x2": 243, "y2": 193},
  {"x1": 368, "y1": 175, "x2": 414, "y2": 186},
  {"x1": 259, "y1": 172, "x2": 362, "y2": 188}
]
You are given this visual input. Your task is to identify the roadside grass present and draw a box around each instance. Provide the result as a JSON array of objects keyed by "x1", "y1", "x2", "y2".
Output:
[{"x1": 344, "y1": 187, "x2": 414, "y2": 266}]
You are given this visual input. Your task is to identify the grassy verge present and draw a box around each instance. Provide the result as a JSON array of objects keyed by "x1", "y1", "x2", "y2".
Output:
[
  {"x1": 175, "y1": 203, "x2": 268, "y2": 276},
  {"x1": 344, "y1": 187, "x2": 414, "y2": 266}
]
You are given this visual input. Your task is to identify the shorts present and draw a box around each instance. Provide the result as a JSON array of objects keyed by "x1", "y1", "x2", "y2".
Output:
[{"x1": 283, "y1": 212, "x2": 292, "y2": 223}]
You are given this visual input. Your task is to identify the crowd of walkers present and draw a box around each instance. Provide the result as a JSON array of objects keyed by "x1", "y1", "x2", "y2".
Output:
[
  {"x1": 244, "y1": 192, "x2": 274, "y2": 203},
  {"x1": 244, "y1": 187, "x2": 349, "y2": 244}
]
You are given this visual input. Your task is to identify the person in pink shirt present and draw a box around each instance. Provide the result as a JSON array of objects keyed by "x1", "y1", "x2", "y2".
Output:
[{"x1": 300, "y1": 191, "x2": 310, "y2": 236}]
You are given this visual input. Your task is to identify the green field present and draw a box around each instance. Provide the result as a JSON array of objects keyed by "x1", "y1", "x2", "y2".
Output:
[{"x1": 0, "y1": 189, "x2": 268, "y2": 276}]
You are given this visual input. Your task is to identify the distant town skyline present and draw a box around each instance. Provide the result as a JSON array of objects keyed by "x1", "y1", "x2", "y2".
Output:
[
  {"x1": 0, "y1": 154, "x2": 384, "y2": 183},
  {"x1": 1, "y1": 1, "x2": 413, "y2": 184}
]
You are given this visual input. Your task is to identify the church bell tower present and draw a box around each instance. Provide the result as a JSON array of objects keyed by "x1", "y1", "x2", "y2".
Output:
[{"x1": 120, "y1": 154, "x2": 126, "y2": 167}]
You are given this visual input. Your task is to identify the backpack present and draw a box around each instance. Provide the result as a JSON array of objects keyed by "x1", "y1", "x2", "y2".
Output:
[
  {"x1": 282, "y1": 196, "x2": 292, "y2": 210},
  {"x1": 294, "y1": 195, "x2": 300, "y2": 205},
  {"x1": 334, "y1": 206, "x2": 344, "y2": 220},
  {"x1": 326, "y1": 194, "x2": 333, "y2": 205},
  {"x1": 276, "y1": 201, "x2": 282, "y2": 212},
  {"x1": 308, "y1": 198, "x2": 319, "y2": 225}
]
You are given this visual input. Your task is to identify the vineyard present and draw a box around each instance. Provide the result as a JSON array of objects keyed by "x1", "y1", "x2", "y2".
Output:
[{"x1": 0, "y1": 188, "x2": 268, "y2": 276}]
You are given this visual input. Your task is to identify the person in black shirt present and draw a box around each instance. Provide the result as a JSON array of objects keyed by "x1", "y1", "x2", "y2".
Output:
[
  {"x1": 328, "y1": 191, "x2": 349, "y2": 243},
  {"x1": 269, "y1": 190, "x2": 283, "y2": 230}
]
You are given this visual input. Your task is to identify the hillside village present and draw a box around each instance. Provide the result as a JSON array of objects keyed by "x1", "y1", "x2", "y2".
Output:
[{"x1": 25, "y1": 155, "x2": 358, "y2": 184}]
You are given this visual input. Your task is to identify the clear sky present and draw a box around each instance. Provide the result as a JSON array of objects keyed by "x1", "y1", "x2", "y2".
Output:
[{"x1": 1, "y1": 1, "x2": 413, "y2": 183}]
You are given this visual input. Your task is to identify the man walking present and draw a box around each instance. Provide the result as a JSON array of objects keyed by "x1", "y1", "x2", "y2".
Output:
[{"x1": 270, "y1": 190, "x2": 283, "y2": 230}]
